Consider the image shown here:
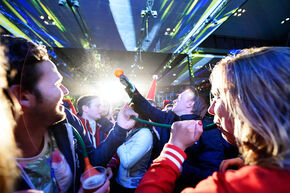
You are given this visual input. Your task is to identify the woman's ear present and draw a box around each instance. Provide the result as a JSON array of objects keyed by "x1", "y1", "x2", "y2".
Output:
[{"x1": 9, "y1": 85, "x2": 35, "y2": 108}]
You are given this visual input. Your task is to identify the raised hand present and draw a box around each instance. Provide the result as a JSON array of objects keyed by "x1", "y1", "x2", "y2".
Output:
[
  {"x1": 169, "y1": 120, "x2": 203, "y2": 151},
  {"x1": 116, "y1": 104, "x2": 138, "y2": 130},
  {"x1": 219, "y1": 157, "x2": 244, "y2": 172},
  {"x1": 106, "y1": 167, "x2": 113, "y2": 180},
  {"x1": 78, "y1": 180, "x2": 110, "y2": 193}
]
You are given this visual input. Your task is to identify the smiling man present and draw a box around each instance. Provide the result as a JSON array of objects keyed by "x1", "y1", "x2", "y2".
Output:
[{"x1": 1, "y1": 36, "x2": 137, "y2": 193}]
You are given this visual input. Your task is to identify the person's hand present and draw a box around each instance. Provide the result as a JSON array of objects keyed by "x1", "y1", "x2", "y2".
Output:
[
  {"x1": 119, "y1": 74, "x2": 135, "y2": 98},
  {"x1": 106, "y1": 167, "x2": 113, "y2": 180},
  {"x1": 168, "y1": 120, "x2": 203, "y2": 151},
  {"x1": 15, "y1": 190, "x2": 44, "y2": 193},
  {"x1": 93, "y1": 180, "x2": 110, "y2": 193},
  {"x1": 78, "y1": 180, "x2": 110, "y2": 193},
  {"x1": 119, "y1": 75, "x2": 135, "y2": 91},
  {"x1": 116, "y1": 104, "x2": 138, "y2": 130},
  {"x1": 219, "y1": 157, "x2": 244, "y2": 172}
]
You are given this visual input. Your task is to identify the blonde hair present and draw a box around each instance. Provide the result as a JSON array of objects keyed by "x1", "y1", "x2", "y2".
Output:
[
  {"x1": 0, "y1": 46, "x2": 20, "y2": 193},
  {"x1": 210, "y1": 47, "x2": 290, "y2": 169}
]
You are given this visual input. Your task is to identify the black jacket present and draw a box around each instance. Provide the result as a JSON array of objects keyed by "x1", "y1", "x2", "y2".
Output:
[{"x1": 129, "y1": 89, "x2": 238, "y2": 191}]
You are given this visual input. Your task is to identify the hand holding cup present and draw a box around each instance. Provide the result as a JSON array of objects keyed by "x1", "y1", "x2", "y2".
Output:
[{"x1": 80, "y1": 166, "x2": 107, "y2": 193}]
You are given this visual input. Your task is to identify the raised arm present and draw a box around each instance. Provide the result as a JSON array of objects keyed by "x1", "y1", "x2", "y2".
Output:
[
  {"x1": 135, "y1": 120, "x2": 203, "y2": 193},
  {"x1": 66, "y1": 105, "x2": 138, "y2": 166},
  {"x1": 120, "y1": 75, "x2": 177, "y2": 124}
]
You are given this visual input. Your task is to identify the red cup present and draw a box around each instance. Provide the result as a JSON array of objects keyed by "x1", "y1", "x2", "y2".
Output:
[{"x1": 81, "y1": 166, "x2": 106, "y2": 193}]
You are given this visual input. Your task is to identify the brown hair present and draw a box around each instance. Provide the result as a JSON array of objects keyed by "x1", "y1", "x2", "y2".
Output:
[
  {"x1": 0, "y1": 45, "x2": 20, "y2": 193},
  {"x1": 1, "y1": 35, "x2": 48, "y2": 99},
  {"x1": 76, "y1": 95, "x2": 99, "y2": 116}
]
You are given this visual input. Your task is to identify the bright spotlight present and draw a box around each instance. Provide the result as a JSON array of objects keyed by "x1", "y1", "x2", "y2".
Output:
[{"x1": 94, "y1": 80, "x2": 130, "y2": 105}]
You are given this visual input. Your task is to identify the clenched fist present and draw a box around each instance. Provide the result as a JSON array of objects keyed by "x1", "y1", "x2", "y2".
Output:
[{"x1": 169, "y1": 120, "x2": 203, "y2": 151}]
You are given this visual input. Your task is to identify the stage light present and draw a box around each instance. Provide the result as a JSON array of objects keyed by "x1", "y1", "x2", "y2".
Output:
[
  {"x1": 141, "y1": 8, "x2": 157, "y2": 18},
  {"x1": 72, "y1": 0, "x2": 79, "y2": 7},
  {"x1": 281, "y1": 17, "x2": 289, "y2": 24},
  {"x1": 58, "y1": 0, "x2": 79, "y2": 7},
  {"x1": 41, "y1": 16, "x2": 56, "y2": 25},
  {"x1": 164, "y1": 28, "x2": 175, "y2": 36},
  {"x1": 58, "y1": 0, "x2": 66, "y2": 6},
  {"x1": 151, "y1": 10, "x2": 158, "y2": 18},
  {"x1": 141, "y1": 10, "x2": 146, "y2": 17},
  {"x1": 234, "y1": 9, "x2": 245, "y2": 17}
]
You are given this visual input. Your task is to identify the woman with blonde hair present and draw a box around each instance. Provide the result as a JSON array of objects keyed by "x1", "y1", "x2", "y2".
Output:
[
  {"x1": 135, "y1": 47, "x2": 290, "y2": 193},
  {"x1": 0, "y1": 46, "x2": 20, "y2": 193}
]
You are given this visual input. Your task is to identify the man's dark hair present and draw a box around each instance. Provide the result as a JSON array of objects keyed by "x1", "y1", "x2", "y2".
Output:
[
  {"x1": 164, "y1": 103, "x2": 173, "y2": 110},
  {"x1": 1, "y1": 35, "x2": 48, "y2": 99},
  {"x1": 187, "y1": 86, "x2": 208, "y2": 118},
  {"x1": 76, "y1": 95, "x2": 99, "y2": 116}
]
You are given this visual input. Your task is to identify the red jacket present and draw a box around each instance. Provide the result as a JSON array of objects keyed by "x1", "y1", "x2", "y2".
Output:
[{"x1": 136, "y1": 143, "x2": 290, "y2": 193}]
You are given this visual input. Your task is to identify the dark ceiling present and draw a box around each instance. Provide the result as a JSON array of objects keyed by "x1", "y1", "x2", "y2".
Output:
[
  {"x1": 213, "y1": 0, "x2": 290, "y2": 43},
  {"x1": 0, "y1": 0, "x2": 289, "y2": 102}
]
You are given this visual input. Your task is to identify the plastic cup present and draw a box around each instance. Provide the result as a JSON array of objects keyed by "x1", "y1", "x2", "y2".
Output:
[{"x1": 81, "y1": 166, "x2": 107, "y2": 193}]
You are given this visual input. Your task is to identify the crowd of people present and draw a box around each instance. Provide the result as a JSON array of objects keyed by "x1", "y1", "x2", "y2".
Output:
[{"x1": 0, "y1": 35, "x2": 289, "y2": 193}]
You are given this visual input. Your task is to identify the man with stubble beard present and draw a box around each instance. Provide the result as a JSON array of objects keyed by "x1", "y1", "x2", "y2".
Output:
[{"x1": 2, "y1": 36, "x2": 137, "y2": 193}]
